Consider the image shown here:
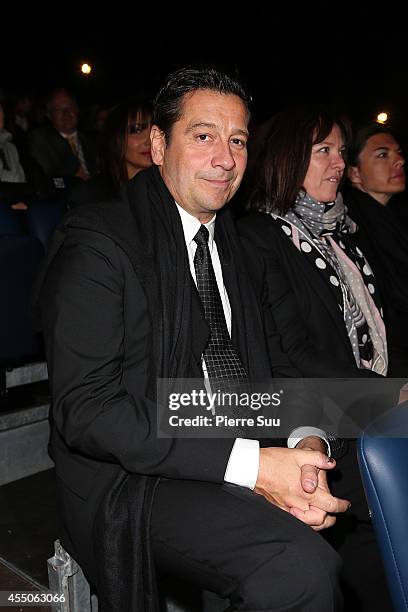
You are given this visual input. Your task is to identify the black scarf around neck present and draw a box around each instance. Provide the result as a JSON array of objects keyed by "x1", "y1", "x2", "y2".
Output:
[
  {"x1": 32, "y1": 166, "x2": 271, "y2": 611},
  {"x1": 96, "y1": 167, "x2": 270, "y2": 611},
  {"x1": 347, "y1": 188, "x2": 408, "y2": 316}
]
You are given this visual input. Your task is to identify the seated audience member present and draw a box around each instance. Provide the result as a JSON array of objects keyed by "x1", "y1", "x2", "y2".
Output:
[
  {"x1": 27, "y1": 88, "x2": 97, "y2": 186},
  {"x1": 239, "y1": 105, "x2": 392, "y2": 611},
  {"x1": 8, "y1": 92, "x2": 35, "y2": 146},
  {"x1": 346, "y1": 124, "x2": 408, "y2": 376},
  {"x1": 34, "y1": 68, "x2": 349, "y2": 612},
  {"x1": 83, "y1": 102, "x2": 112, "y2": 144},
  {"x1": 69, "y1": 99, "x2": 152, "y2": 206},
  {"x1": 0, "y1": 102, "x2": 33, "y2": 210}
]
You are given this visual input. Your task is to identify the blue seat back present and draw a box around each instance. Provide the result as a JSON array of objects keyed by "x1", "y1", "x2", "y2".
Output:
[
  {"x1": 357, "y1": 403, "x2": 408, "y2": 611},
  {"x1": 26, "y1": 198, "x2": 67, "y2": 250},
  {"x1": 0, "y1": 205, "x2": 25, "y2": 236},
  {"x1": 0, "y1": 235, "x2": 45, "y2": 367}
]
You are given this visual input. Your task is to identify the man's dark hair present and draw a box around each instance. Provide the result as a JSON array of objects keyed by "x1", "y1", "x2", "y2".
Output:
[{"x1": 152, "y1": 66, "x2": 251, "y2": 142}]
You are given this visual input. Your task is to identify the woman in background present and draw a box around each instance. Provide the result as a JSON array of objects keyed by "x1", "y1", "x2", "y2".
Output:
[
  {"x1": 239, "y1": 105, "x2": 391, "y2": 611},
  {"x1": 0, "y1": 103, "x2": 32, "y2": 210},
  {"x1": 242, "y1": 106, "x2": 387, "y2": 378},
  {"x1": 69, "y1": 99, "x2": 152, "y2": 206},
  {"x1": 347, "y1": 124, "x2": 408, "y2": 376}
]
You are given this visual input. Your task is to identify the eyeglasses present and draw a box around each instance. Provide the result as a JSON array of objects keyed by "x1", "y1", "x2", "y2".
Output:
[{"x1": 127, "y1": 123, "x2": 149, "y2": 135}]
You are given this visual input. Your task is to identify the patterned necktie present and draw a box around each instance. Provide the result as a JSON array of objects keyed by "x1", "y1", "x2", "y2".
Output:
[
  {"x1": 193, "y1": 225, "x2": 247, "y2": 385},
  {"x1": 66, "y1": 134, "x2": 89, "y2": 176},
  {"x1": 66, "y1": 134, "x2": 79, "y2": 157}
]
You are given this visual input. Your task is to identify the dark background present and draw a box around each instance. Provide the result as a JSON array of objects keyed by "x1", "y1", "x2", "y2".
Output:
[{"x1": 1, "y1": 6, "x2": 407, "y2": 135}]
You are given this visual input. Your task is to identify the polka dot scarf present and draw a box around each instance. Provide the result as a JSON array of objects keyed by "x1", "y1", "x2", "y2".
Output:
[{"x1": 273, "y1": 191, "x2": 388, "y2": 375}]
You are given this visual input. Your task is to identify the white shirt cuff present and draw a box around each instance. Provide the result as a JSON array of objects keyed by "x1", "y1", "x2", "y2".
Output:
[
  {"x1": 224, "y1": 438, "x2": 260, "y2": 490},
  {"x1": 287, "y1": 426, "x2": 331, "y2": 457}
]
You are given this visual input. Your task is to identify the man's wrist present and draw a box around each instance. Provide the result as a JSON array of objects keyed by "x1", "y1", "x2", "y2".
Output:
[
  {"x1": 224, "y1": 438, "x2": 260, "y2": 490},
  {"x1": 287, "y1": 426, "x2": 331, "y2": 457}
]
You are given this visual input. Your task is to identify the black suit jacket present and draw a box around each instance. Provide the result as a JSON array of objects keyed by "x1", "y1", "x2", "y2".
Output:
[
  {"x1": 346, "y1": 188, "x2": 408, "y2": 375},
  {"x1": 239, "y1": 212, "x2": 381, "y2": 378},
  {"x1": 35, "y1": 171, "x2": 293, "y2": 596},
  {"x1": 28, "y1": 125, "x2": 97, "y2": 178},
  {"x1": 38, "y1": 207, "x2": 230, "y2": 581}
]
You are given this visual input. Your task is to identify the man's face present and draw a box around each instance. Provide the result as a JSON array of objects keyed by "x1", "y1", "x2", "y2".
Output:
[
  {"x1": 151, "y1": 89, "x2": 249, "y2": 223},
  {"x1": 49, "y1": 93, "x2": 78, "y2": 134}
]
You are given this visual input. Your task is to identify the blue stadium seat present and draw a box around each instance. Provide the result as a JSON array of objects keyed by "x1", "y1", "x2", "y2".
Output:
[
  {"x1": 357, "y1": 402, "x2": 408, "y2": 611},
  {"x1": 0, "y1": 234, "x2": 44, "y2": 369},
  {"x1": 26, "y1": 198, "x2": 67, "y2": 250},
  {"x1": 0, "y1": 204, "x2": 25, "y2": 236}
]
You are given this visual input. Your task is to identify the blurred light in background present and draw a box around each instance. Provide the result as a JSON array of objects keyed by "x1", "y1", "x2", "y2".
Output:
[
  {"x1": 81, "y1": 63, "x2": 92, "y2": 75},
  {"x1": 376, "y1": 112, "x2": 388, "y2": 125}
]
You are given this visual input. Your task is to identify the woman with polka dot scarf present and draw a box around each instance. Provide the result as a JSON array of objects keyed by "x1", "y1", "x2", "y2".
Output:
[
  {"x1": 239, "y1": 105, "x2": 392, "y2": 612},
  {"x1": 242, "y1": 106, "x2": 387, "y2": 378}
]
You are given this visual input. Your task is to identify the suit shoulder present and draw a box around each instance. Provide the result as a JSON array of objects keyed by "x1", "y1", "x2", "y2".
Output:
[
  {"x1": 63, "y1": 199, "x2": 131, "y2": 238},
  {"x1": 28, "y1": 125, "x2": 57, "y2": 142},
  {"x1": 45, "y1": 206, "x2": 127, "y2": 277},
  {"x1": 237, "y1": 212, "x2": 283, "y2": 249}
]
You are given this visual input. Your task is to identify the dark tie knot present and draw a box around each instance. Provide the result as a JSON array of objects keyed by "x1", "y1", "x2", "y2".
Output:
[{"x1": 193, "y1": 225, "x2": 210, "y2": 247}]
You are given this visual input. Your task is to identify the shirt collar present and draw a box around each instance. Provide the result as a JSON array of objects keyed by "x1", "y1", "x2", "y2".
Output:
[
  {"x1": 175, "y1": 202, "x2": 216, "y2": 251},
  {"x1": 60, "y1": 130, "x2": 78, "y2": 139}
]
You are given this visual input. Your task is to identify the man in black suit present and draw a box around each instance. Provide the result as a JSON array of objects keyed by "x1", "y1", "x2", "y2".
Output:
[
  {"x1": 27, "y1": 88, "x2": 97, "y2": 184},
  {"x1": 37, "y1": 68, "x2": 348, "y2": 611}
]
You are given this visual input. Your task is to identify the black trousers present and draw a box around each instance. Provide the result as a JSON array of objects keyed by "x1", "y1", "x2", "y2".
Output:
[
  {"x1": 151, "y1": 479, "x2": 343, "y2": 611},
  {"x1": 324, "y1": 440, "x2": 393, "y2": 612}
]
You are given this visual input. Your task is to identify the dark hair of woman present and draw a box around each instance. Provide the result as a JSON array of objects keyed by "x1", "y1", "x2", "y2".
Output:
[
  {"x1": 347, "y1": 123, "x2": 398, "y2": 167},
  {"x1": 102, "y1": 99, "x2": 152, "y2": 190},
  {"x1": 248, "y1": 105, "x2": 351, "y2": 215}
]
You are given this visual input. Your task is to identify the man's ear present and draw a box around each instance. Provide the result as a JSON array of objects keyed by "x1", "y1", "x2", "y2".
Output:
[
  {"x1": 348, "y1": 165, "x2": 362, "y2": 187},
  {"x1": 150, "y1": 125, "x2": 166, "y2": 166}
]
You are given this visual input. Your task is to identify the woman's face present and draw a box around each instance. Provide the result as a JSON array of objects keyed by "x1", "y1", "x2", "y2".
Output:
[
  {"x1": 125, "y1": 112, "x2": 152, "y2": 179},
  {"x1": 348, "y1": 132, "x2": 405, "y2": 205},
  {"x1": 303, "y1": 124, "x2": 346, "y2": 202}
]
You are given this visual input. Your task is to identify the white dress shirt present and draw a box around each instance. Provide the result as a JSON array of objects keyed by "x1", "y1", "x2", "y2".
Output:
[
  {"x1": 176, "y1": 203, "x2": 330, "y2": 489},
  {"x1": 176, "y1": 203, "x2": 260, "y2": 489}
]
